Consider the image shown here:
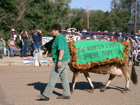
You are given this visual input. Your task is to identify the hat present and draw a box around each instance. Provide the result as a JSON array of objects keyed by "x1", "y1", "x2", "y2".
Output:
[
  {"x1": 135, "y1": 36, "x2": 138, "y2": 39},
  {"x1": 11, "y1": 29, "x2": 15, "y2": 32},
  {"x1": 93, "y1": 35, "x2": 97, "y2": 38}
]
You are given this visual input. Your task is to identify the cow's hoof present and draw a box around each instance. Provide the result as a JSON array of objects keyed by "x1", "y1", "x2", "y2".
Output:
[
  {"x1": 89, "y1": 89, "x2": 94, "y2": 93},
  {"x1": 100, "y1": 86, "x2": 106, "y2": 92},
  {"x1": 121, "y1": 88, "x2": 130, "y2": 93},
  {"x1": 88, "y1": 88, "x2": 94, "y2": 93},
  {"x1": 84, "y1": 89, "x2": 94, "y2": 93},
  {"x1": 70, "y1": 90, "x2": 74, "y2": 94}
]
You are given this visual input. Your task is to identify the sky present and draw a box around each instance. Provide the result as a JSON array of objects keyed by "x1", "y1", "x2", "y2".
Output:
[{"x1": 69, "y1": 0, "x2": 112, "y2": 12}]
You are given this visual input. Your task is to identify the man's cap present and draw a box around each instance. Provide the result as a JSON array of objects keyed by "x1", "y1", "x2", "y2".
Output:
[
  {"x1": 135, "y1": 36, "x2": 138, "y2": 39},
  {"x1": 11, "y1": 29, "x2": 15, "y2": 32},
  {"x1": 93, "y1": 35, "x2": 97, "y2": 38}
]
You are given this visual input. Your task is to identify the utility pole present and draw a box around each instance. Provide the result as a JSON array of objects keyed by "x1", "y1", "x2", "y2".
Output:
[
  {"x1": 134, "y1": 0, "x2": 138, "y2": 35},
  {"x1": 86, "y1": 6, "x2": 90, "y2": 30}
]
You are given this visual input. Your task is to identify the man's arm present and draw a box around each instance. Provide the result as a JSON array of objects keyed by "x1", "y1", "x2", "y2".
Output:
[
  {"x1": 0, "y1": 41, "x2": 6, "y2": 49},
  {"x1": 58, "y1": 50, "x2": 64, "y2": 61},
  {"x1": 57, "y1": 50, "x2": 64, "y2": 68}
]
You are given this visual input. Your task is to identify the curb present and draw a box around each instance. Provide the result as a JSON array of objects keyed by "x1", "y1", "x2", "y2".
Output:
[
  {"x1": 0, "y1": 62, "x2": 10, "y2": 66},
  {"x1": 0, "y1": 57, "x2": 53, "y2": 67},
  {"x1": 0, "y1": 62, "x2": 53, "y2": 67}
]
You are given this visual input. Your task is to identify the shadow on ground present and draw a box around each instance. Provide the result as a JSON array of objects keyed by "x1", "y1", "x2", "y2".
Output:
[{"x1": 27, "y1": 81, "x2": 124, "y2": 96}]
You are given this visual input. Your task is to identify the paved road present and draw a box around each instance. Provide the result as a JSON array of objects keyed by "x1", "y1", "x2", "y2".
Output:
[{"x1": 0, "y1": 66, "x2": 140, "y2": 105}]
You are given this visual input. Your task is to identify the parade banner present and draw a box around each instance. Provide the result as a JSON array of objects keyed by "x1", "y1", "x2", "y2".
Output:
[
  {"x1": 68, "y1": 40, "x2": 129, "y2": 69},
  {"x1": 75, "y1": 40, "x2": 124, "y2": 64}
]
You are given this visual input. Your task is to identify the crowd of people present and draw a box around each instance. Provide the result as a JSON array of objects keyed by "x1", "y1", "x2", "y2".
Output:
[
  {"x1": 0, "y1": 29, "x2": 42, "y2": 60},
  {"x1": 65, "y1": 31, "x2": 140, "y2": 66},
  {"x1": 125, "y1": 36, "x2": 140, "y2": 66},
  {"x1": 65, "y1": 32, "x2": 81, "y2": 42},
  {"x1": 1, "y1": 28, "x2": 140, "y2": 66},
  {"x1": 65, "y1": 31, "x2": 118, "y2": 42}
]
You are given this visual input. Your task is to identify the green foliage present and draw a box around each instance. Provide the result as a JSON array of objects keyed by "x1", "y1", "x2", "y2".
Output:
[
  {"x1": 0, "y1": 0, "x2": 138, "y2": 36},
  {"x1": 0, "y1": 0, "x2": 71, "y2": 37}
]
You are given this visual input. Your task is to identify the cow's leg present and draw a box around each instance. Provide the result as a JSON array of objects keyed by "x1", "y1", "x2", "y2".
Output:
[
  {"x1": 100, "y1": 74, "x2": 115, "y2": 92},
  {"x1": 83, "y1": 72, "x2": 94, "y2": 93},
  {"x1": 71, "y1": 71, "x2": 80, "y2": 93},
  {"x1": 120, "y1": 65, "x2": 131, "y2": 93}
]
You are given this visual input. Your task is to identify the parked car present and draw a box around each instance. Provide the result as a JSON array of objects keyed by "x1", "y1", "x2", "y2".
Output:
[
  {"x1": 81, "y1": 32, "x2": 114, "y2": 40},
  {"x1": 61, "y1": 30, "x2": 68, "y2": 35},
  {"x1": 123, "y1": 34, "x2": 138, "y2": 40}
]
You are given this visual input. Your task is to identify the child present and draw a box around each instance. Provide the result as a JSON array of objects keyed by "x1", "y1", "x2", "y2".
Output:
[{"x1": 33, "y1": 49, "x2": 41, "y2": 66}]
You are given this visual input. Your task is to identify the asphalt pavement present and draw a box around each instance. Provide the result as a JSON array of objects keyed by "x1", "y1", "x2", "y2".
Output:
[{"x1": 0, "y1": 65, "x2": 140, "y2": 105}]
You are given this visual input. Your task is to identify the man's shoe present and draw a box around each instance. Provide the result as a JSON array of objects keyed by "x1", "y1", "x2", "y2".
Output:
[
  {"x1": 37, "y1": 95, "x2": 50, "y2": 101},
  {"x1": 57, "y1": 95, "x2": 70, "y2": 99}
]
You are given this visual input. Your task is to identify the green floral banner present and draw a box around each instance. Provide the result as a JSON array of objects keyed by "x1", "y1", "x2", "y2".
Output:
[{"x1": 74, "y1": 40, "x2": 124, "y2": 64}]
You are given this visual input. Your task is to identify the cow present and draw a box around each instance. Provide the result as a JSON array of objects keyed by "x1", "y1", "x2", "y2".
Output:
[{"x1": 68, "y1": 41, "x2": 138, "y2": 93}]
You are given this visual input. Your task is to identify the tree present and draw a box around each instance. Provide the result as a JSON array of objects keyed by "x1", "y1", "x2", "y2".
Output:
[{"x1": 0, "y1": 0, "x2": 71, "y2": 35}]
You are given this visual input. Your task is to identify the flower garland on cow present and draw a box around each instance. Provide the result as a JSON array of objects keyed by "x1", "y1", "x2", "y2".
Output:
[{"x1": 68, "y1": 40, "x2": 130, "y2": 70}]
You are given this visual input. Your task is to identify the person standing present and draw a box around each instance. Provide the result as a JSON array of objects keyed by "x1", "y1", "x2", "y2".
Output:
[
  {"x1": 20, "y1": 30, "x2": 29, "y2": 57},
  {"x1": 0, "y1": 36, "x2": 7, "y2": 57},
  {"x1": 7, "y1": 36, "x2": 18, "y2": 57},
  {"x1": 30, "y1": 29, "x2": 42, "y2": 51},
  {"x1": 37, "y1": 24, "x2": 70, "y2": 101},
  {"x1": 109, "y1": 35, "x2": 117, "y2": 42},
  {"x1": 10, "y1": 29, "x2": 17, "y2": 41}
]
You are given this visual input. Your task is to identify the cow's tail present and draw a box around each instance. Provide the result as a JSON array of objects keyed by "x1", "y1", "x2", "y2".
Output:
[{"x1": 131, "y1": 64, "x2": 138, "y2": 84}]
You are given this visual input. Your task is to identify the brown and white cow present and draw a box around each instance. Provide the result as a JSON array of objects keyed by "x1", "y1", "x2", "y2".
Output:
[{"x1": 68, "y1": 41, "x2": 138, "y2": 93}]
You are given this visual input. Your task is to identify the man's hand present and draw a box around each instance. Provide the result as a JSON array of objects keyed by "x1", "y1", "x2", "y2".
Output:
[{"x1": 57, "y1": 61, "x2": 62, "y2": 68}]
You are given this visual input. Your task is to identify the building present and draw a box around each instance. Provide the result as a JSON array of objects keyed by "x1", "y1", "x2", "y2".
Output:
[{"x1": 128, "y1": 18, "x2": 140, "y2": 34}]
